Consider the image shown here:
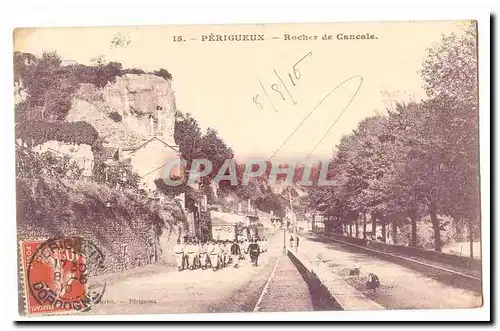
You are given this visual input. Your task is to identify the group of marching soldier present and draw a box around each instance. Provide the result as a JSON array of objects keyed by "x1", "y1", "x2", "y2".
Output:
[{"x1": 173, "y1": 237, "x2": 268, "y2": 271}]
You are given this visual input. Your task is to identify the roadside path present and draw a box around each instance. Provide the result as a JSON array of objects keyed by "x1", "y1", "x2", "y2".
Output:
[{"x1": 296, "y1": 234, "x2": 482, "y2": 309}]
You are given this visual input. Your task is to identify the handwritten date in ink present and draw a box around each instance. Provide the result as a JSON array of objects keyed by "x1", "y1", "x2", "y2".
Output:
[{"x1": 253, "y1": 52, "x2": 312, "y2": 111}]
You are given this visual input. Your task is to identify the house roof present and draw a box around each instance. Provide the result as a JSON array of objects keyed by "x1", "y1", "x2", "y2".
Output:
[
  {"x1": 211, "y1": 216, "x2": 236, "y2": 226},
  {"x1": 256, "y1": 210, "x2": 273, "y2": 218},
  {"x1": 126, "y1": 137, "x2": 179, "y2": 155},
  {"x1": 102, "y1": 147, "x2": 118, "y2": 160}
]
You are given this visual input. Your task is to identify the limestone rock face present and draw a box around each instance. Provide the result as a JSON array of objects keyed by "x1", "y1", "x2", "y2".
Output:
[{"x1": 67, "y1": 74, "x2": 177, "y2": 149}]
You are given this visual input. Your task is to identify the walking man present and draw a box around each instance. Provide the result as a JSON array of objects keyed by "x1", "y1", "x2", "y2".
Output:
[
  {"x1": 220, "y1": 240, "x2": 229, "y2": 267},
  {"x1": 295, "y1": 235, "x2": 300, "y2": 252},
  {"x1": 209, "y1": 240, "x2": 220, "y2": 271},
  {"x1": 174, "y1": 239, "x2": 184, "y2": 271},
  {"x1": 230, "y1": 240, "x2": 241, "y2": 268},
  {"x1": 186, "y1": 239, "x2": 197, "y2": 270},
  {"x1": 199, "y1": 240, "x2": 208, "y2": 269},
  {"x1": 248, "y1": 239, "x2": 261, "y2": 267}
]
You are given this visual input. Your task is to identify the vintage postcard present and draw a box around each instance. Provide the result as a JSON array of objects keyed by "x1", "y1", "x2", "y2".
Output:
[{"x1": 14, "y1": 20, "x2": 483, "y2": 317}]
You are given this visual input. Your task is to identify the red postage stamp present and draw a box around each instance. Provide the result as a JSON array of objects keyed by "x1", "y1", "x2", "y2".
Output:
[{"x1": 20, "y1": 237, "x2": 107, "y2": 316}]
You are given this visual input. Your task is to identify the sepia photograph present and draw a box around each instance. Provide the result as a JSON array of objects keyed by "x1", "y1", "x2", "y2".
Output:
[{"x1": 12, "y1": 19, "x2": 485, "y2": 319}]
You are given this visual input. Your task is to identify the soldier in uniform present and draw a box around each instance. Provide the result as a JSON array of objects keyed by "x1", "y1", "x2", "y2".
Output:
[
  {"x1": 186, "y1": 239, "x2": 197, "y2": 270},
  {"x1": 219, "y1": 240, "x2": 228, "y2": 268},
  {"x1": 239, "y1": 240, "x2": 246, "y2": 260},
  {"x1": 174, "y1": 239, "x2": 185, "y2": 271},
  {"x1": 243, "y1": 239, "x2": 249, "y2": 255},
  {"x1": 199, "y1": 240, "x2": 208, "y2": 270},
  {"x1": 230, "y1": 240, "x2": 241, "y2": 268},
  {"x1": 209, "y1": 240, "x2": 220, "y2": 271},
  {"x1": 248, "y1": 239, "x2": 261, "y2": 267},
  {"x1": 206, "y1": 240, "x2": 214, "y2": 269}
]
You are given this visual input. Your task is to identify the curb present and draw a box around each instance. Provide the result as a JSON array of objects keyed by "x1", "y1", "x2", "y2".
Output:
[{"x1": 287, "y1": 249, "x2": 385, "y2": 311}]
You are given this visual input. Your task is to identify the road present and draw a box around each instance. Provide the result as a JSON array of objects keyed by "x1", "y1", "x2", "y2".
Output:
[
  {"x1": 89, "y1": 234, "x2": 315, "y2": 315},
  {"x1": 298, "y1": 234, "x2": 483, "y2": 310},
  {"x1": 85, "y1": 231, "x2": 482, "y2": 315}
]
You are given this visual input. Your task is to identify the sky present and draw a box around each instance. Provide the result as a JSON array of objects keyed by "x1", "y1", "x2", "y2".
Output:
[{"x1": 14, "y1": 21, "x2": 467, "y2": 162}]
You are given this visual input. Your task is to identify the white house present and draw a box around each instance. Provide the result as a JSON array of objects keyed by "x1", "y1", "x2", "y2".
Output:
[{"x1": 120, "y1": 137, "x2": 181, "y2": 191}]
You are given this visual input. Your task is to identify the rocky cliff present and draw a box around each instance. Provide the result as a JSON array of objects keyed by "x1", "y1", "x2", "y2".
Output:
[{"x1": 66, "y1": 74, "x2": 177, "y2": 149}]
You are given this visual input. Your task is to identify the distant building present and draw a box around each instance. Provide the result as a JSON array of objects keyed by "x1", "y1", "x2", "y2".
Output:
[
  {"x1": 211, "y1": 215, "x2": 236, "y2": 241},
  {"x1": 210, "y1": 210, "x2": 260, "y2": 240},
  {"x1": 312, "y1": 214, "x2": 326, "y2": 233},
  {"x1": 102, "y1": 102, "x2": 181, "y2": 191}
]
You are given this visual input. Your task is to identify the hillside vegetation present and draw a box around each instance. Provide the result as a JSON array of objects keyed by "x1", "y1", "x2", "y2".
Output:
[{"x1": 16, "y1": 147, "x2": 186, "y2": 272}]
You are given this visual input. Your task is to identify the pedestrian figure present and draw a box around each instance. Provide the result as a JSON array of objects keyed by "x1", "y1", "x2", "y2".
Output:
[
  {"x1": 245, "y1": 239, "x2": 250, "y2": 255},
  {"x1": 248, "y1": 239, "x2": 261, "y2": 267},
  {"x1": 295, "y1": 235, "x2": 300, "y2": 252},
  {"x1": 186, "y1": 239, "x2": 197, "y2": 270},
  {"x1": 209, "y1": 240, "x2": 220, "y2": 271},
  {"x1": 218, "y1": 240, "x2": 227, "y2": 268},
  {"x1": 289, "y1": 235, "x2": 295, "y2": 249},
  {"x1": 199, "y1": 241, "x2": 208, "y2": 270},
  {"x1": 206, "y1": 240, "x2": 214, "y2": 268},
  {"x1": 238, "y1": 240, "x2": 245, "y2": 260},
  {"x1": 174, "y1": 239, "x2": 184, "y2": 271},
  {"x1": 230, "y1": 240, "x2": 241, "y2": 268}
]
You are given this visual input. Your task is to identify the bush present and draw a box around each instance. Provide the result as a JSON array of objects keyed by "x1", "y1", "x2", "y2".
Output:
[
  {"x1": 152, "y1": 68, "x2": 173, "y2": 81},
  {"x1": 93, "y1": 160, "x2": 141, "y2": 190},
  {"x1": 16, "y1": 148, "x2": 83, "y2": 180},
  {"x1": 122, "y1": 68, "x2": 146, "y2": 75},
  {"x1": 16, "y1": 120, "x2": 99, "y2": 147},
  {"x1": 108, "y1": 111, "x2": 123, "y2": 123},
  {"x1": 16, "y1": 148, "x2": 187, "y2": 242}
]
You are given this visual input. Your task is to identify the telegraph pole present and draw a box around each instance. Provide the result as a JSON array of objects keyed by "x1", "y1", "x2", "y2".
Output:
[
  {"x1": 284, "y1": 188, "x2": 295, "y2": 255},
  {"x1": 288, "y1": 188, "x2": 295, "y2": 233}
]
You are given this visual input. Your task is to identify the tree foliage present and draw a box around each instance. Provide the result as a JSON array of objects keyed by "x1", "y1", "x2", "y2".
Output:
[
  {"x1": 16, "y1": 147, "x2": 83, "y2": 180},
  {"x1": 16, "y1": 120, "x2": 99, "y2": 148},
  {"x1": 306, "y1": 24, "x2": 480, "y2": 252}
]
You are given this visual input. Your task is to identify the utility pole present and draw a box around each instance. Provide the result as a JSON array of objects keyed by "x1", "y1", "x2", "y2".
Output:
[
  {"x1": 283, "y1": 217, "x2": 287, "y2": 255},
  {"x1": 288, "y1": 188, "x2": 295, "y2": 233},
  {"x1": 284, "y1": 188, "x2": 295, "y2": 255}
]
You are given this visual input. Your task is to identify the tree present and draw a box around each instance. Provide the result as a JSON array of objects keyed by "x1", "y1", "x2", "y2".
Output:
[
  {"x1": 16, "y1": 148, "x2": 83, "y2": 180},
  {"x1": 417, "y1": 22, "x2": 479, "y2": 253},
  {"x1": 254, "y1": 192, "x2": 286, "y2": 218},
  {"x1": 153, "y1": 68, "x2": 173, "y2": 81},
  {"x1": 16, "y1": 51, "x2": 77, "y2": 122},
  {"x1": 13, "y1": 51, "x2": 36, "y2": 84},
  {"x1": 94, "y1": 161, "x2": 141, "y2": 190},
  {"x1": 300, "y1": 23, "x2": 479, "y2": 254}
]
